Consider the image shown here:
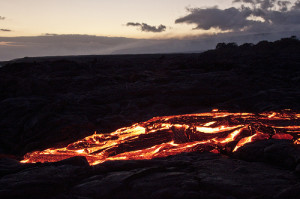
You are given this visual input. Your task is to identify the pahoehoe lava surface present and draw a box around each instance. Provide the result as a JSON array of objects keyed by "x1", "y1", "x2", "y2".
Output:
[
  {"x1": 20, "y1": 110, "x2": 300, "y2": 166},
  {"x1": 1, "y1": 37, "x2": 300, "y2": 198}
]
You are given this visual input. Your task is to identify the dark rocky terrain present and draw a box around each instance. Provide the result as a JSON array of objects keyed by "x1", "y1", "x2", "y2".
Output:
[{"x1": 0, "y1": 37, "x2": 300, "y2": 198}]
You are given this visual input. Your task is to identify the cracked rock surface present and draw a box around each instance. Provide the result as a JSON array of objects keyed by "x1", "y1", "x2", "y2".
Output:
[{"x1": 0, "y1": 38, "x2": 300, "y2": 198}]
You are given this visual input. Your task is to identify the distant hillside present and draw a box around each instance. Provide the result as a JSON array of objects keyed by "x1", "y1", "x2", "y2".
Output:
[{"x1": 1, "y1": 31, "x2": 299, "y2": 61}]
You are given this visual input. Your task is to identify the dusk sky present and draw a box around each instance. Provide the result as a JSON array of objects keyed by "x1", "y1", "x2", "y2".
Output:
[
  {"x1": 1, "y1": 0, "x2": 233, "y2": 38},
  {"x1": 1, "y1": 0, "x2": 300, "y2": 60}
]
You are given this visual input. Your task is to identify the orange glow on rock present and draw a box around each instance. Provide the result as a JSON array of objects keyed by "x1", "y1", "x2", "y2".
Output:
[{"x1": 21, "y1": 110, "x2": 300, "y2": 165}]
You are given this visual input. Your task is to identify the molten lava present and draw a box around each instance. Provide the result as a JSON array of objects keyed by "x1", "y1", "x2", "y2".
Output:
[{"x1": 21, "y1": 110, "x2": 300, "y2": 165}]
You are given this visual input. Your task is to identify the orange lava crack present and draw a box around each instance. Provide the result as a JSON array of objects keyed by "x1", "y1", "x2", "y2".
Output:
[{"x1": 21, "y1": 109, "x2": 300, "y2": 165}]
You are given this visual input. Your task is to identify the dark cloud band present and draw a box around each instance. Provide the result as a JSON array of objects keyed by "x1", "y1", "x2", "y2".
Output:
[
  {"x1": 126, "y1": 22, "x2": 166, "y2": 33},
  {"x1": 175, "y1": 0, "x2": 300, "y2": 33},
  {"x1": 294, "y1": 0, "x2": 300, "y2": 9},
  {"x1": 0, "y1": 29, "x2": 11, "y2": 32},
  {"x1": 175, "y1": 7, "x2": 255, "y2": 31}
]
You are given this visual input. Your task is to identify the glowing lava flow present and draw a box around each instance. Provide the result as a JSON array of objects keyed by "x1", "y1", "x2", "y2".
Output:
[{"x1": 21, "y1": 109, "x2": 300, "y2": 165}]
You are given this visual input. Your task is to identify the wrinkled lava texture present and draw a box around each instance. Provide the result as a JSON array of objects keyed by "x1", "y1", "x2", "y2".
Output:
[
  {"x1": 20, "y1": 110, "x2": 300, "y2": 166},
  {"x1": 1, "y1": 37, "x2": 300, "y2": 199}
]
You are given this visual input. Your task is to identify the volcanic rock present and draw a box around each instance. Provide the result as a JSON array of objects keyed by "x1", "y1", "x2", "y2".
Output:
[
  {"x1": 1, "y1": 151, "x2": 300, "y2": 199},
  {"x1": 0, "y1": 37, "x2": 300, "y2": 198}
]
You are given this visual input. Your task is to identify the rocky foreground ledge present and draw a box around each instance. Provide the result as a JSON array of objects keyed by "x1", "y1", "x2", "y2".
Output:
[{"x1": 1, "y1": 140, "x2": 300, "y2": 199}]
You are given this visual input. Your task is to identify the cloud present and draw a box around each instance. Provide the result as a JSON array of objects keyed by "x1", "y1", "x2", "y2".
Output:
[
  {"x1": 277, "y1": 1, "x2": 292, "y2": 12},
  {"x1": 126, "y1": 22, "x2": 166, "y2": 33},
  {"x1": 175, "y1": 0, "x2": 300, "y2": 33},
  {"x1": 233, "y1": 0, "x2": 293, "y2": 11},
  {"x1": 175, "y1": 7, "x2": 256, "y2": 31},
  {"x1": 0, "y1": 29, "x2": 11, "y2": 32},
  {"x1": 126, "y1": 22, "x2": 141, "y2": 27},
  {"x1": 293, "y1": 0, "x2": 300, "y2": 9},
  {"x1": 43, "y1": 33, "x2": 58, "y2": 36},
  {"x1": 0, "y1": 16, "x2": 11, "y2": 32},
  {"x1": 233, "y1": 0, "x2": 277, "y2": 10}
]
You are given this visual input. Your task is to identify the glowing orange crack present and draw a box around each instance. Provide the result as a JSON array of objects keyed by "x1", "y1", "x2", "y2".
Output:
[{"x1": 21, "y1": 110, "x2": 300, "y2": 165}]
